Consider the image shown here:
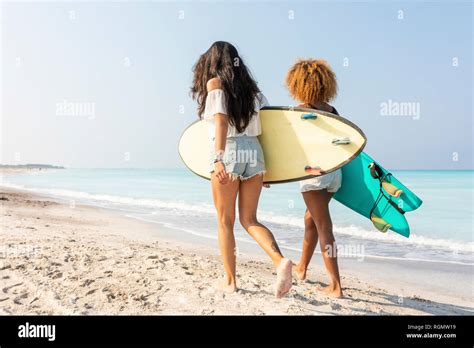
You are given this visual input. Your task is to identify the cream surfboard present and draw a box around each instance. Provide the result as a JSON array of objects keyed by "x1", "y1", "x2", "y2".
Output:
[{"x1": 178, "y1": 106, "x2": 367, "y2": 183}]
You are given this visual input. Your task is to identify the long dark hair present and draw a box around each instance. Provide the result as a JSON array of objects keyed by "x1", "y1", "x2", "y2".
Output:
[{"x1": 191, "y1": 41, "x2": 260, "y2": 133}]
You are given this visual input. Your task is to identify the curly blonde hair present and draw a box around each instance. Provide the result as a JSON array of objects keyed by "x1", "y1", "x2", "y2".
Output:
[{"x1": 285, "y1": 59, "x2": 338, "y2": 105}]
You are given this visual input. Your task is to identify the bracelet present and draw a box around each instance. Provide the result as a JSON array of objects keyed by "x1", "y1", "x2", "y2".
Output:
[{"x1": 214, "y1": 151, "x2": 224, "y2": 163}]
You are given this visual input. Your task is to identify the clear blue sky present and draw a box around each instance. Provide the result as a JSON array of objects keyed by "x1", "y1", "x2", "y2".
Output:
[{"x1": 1, "y1": 0, "x2": 472, "y2": 169}]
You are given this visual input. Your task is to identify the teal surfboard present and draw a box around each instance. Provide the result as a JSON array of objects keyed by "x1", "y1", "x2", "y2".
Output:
[{"x1": 333, "y1": 152, "x2": 422, "y2": 237}]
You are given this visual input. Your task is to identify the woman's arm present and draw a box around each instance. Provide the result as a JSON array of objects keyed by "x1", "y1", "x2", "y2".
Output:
[
  {"x1": 207, "y1": 77, "x2": 229, "y2": 184},
  {"x1": 213, "y1": 113, "x2": 229, "y2": 184}
]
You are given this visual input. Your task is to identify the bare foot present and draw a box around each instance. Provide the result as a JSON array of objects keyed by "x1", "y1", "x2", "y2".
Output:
[
  {"x1": 318, "y1": 284, "x2": 343, "y2": 298},
  {"x1": 275, "y1": 258, "x2": 292, "y2": 298},
  {"x1": 215, "y1": 278, "x2": 237, "y2": 294},
  {"x1": 292, "y1": 263, "x2": 306, "y2": 281}
]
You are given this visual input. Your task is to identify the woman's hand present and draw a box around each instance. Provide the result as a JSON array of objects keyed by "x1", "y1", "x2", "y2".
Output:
[{"x1": 214, "y1": 161, "x2": 230, "y2": 185}]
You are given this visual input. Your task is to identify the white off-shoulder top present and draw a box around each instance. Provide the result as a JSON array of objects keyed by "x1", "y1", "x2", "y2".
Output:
[{"x1": 203, "y1": 89, "x2": 269, "y2": 139}]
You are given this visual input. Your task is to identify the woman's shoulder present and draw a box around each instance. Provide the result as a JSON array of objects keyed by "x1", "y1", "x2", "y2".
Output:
[
  {"x1": 318, "y1": 102, "x2": 339, "y2": 115},
  {"x1": 330, "y1": 105, "x2": 339, "y2": 115},
  {"x1": 206, "y1": 77, "x2": 222, "y2": 92}
]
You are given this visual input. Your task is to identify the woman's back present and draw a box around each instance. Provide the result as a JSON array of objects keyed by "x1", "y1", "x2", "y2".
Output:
[{"x1": 203, "y1": 77, "x2": 268, "y2": 138}]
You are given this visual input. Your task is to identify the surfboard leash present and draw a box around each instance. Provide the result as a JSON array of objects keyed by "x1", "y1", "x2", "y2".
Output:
[
  {"x1": 369, "y1": 163, "x2": 405, "y2": 215},
  {"x1": 368, "y1": 162, "x2": 406, "y2": 233}
]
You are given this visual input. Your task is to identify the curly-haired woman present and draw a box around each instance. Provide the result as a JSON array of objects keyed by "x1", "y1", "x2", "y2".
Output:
[{"x1": 285, "y1": 59, "x2": 343, "y2": 298}]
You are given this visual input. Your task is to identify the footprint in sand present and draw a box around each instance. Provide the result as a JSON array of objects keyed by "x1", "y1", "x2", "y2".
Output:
[
  {"x1": 0, "y1": 264, "x2": 12, "y2": 271},
  {"x1": 85, "y1": 289, "x2": 98, "y2": 296},
  {"x1": 47, "y1": 270, "x2": 63, "y2": 279},
  {"x1": 13, "y1": 292, "x2": 28, "y2": 305},
  {"x1": 248, "y1": 279, "x2": 262, "y2": 289},
  {"x1": 105, "y1": 293, "x2": 116, "y2": 303},
  {"x1": 200, "y1": 308, "x2": 215, "y2": 315},
  {"x1": 80, "y1": 279, "x2": 95, "y2": 287},
  {"x1": 2, "y1": 282, "x2": 23, "y2": 294},
  {"x1": 29, "y1": 297, "x2": 39, "y2": 305}
]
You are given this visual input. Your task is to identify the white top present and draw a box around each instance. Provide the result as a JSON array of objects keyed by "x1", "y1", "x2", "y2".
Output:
[{"x1": 203, "y1": 89, "x2": 269, "y2": 139}]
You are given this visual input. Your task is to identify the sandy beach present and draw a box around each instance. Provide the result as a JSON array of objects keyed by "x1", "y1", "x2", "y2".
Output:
[{"x1": 0, "y1": 186, "x2": 472, "y2": 315}]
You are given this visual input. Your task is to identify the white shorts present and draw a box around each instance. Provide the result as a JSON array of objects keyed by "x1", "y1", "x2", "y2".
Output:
[{"x1": 299, "y1": 169, "x2": 342, "y2": 193}]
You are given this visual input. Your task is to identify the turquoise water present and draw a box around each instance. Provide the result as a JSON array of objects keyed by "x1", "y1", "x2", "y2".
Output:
[{"x1": 1, "y1": 169, "x2": 473, "y2": 265}]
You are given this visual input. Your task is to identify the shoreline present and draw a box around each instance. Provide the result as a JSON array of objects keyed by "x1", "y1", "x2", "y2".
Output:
[
  {"x1": 2, "y1": 179, "x2": 472, "y2": 265},
  {"x1": 0, "y1": 186, "x2": 472, "y2": 315},
  {"x1": 125, "y1": 208, "x2": 473, "y2": 267}
]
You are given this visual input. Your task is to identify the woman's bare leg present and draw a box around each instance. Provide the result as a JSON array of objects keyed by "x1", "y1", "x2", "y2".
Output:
[
  {"x1": 294, "y1": 210, "x2": 319, "y2": 280},
  {"x1": 302, "y1": 190, "x2": 343, "y2": 298},
  {"x1": 238, "y1": 174, "x2": 284, "y2": 266},
  {"x1": 238, "y1": 174, "x2": 292, "y2": 298},
  {"x1": 211, "y1": 174, "x2": 240, "y2": 293}
]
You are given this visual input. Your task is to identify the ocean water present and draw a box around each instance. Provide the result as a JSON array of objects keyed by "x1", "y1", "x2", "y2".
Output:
[{"x1": 1, "y1": 168, "x2": 473, "y2": 265}]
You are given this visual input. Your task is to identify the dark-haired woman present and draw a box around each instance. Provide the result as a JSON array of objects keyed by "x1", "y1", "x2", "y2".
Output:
[{"x1": 191, "y1": 41, "x2": 292, "y2": 298}]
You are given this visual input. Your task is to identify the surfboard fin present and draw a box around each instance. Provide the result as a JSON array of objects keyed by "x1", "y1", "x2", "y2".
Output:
[
  {"x1": 368, "y1": 163, "x2": 403, "y2": 197},
  {"x1": 332, "y1": 137, "x2": 351, "y2": 145},
  {"x1": 382, "y1": 182, "x2": 404, "y2": 198},
  {"x1": 368, "y1": 162, "x2": 383, "y2": 179},
  {"x1": 301, "y1": 113, "x2": 317, "y2": 120},
  {"x1": 370, "y1": 214, "x2": 391, "y2": 233}
]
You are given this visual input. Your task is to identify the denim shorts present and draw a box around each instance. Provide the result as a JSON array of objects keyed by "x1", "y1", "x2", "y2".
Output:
[
  {"x1": 209, "y1": 135, "x2": 266, "y2": 180},
  {"x1": 300, "y1": 169, "x2": 342, "y2": 193}
]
